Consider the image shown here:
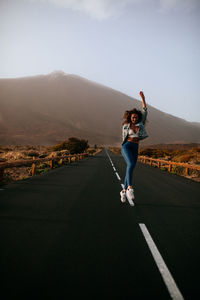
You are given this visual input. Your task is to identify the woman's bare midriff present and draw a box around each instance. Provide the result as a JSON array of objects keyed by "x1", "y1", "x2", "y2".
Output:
[{"x1": 127, "y1": 137, "x2": 139, "y2": 144}]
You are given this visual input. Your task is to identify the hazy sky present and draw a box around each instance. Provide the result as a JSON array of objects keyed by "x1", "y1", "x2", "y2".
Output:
[{"x1": 1, "y1": 0, "x2": 200, "y2": 122}]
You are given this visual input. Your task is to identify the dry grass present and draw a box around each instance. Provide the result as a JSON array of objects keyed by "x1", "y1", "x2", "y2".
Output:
[
  {"x1": 139, "y1": 147, "x2": 200, "y2": 165},
  {"x1": 108, "y1": 144, "x2": 200, "y2": 182},
  {"x1": 108, "y1": 147, "x2": 121, "y2": 155},
  {"x1": 0, "y1": 145, "x2": 101, "y2": 184}
]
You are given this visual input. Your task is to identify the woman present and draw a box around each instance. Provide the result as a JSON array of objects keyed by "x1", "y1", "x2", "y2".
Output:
[{"x1": 120, "y1": 91, "x2": 148, "y2": 204}]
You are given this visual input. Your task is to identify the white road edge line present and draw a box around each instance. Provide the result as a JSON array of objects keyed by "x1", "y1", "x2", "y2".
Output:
[{"x1": 139, "y1": 223, "x2": 184, "y2": 300}]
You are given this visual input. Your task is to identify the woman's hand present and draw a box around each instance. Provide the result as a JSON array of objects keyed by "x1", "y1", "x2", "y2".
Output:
[
  {"x1": 139, "y1": 91, "x2": 145, "y2": 100},
  {"x1": 139, "y1": 91, "x2": 147, "y2": 108}
]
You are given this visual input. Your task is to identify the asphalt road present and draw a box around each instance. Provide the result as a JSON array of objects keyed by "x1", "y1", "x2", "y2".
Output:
[{"x1": 0, "y1": 148, "x2": 200, "y2": 300}]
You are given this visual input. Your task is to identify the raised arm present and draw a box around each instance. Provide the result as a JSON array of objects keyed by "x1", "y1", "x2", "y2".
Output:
[
  {"x1": 140, "y1": 91, "x2": 147, "y2": 109},
  {"x1": 139, "y1": 91, "x2": 147, "y2": 124}
]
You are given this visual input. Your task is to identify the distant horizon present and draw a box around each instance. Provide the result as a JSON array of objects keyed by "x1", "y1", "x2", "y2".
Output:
[{"x1": 0, "y1": 69, "x2": 200, "y2": 124}]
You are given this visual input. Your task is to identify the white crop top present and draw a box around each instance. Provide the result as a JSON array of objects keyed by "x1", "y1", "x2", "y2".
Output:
[{"x1": 128, "y1": 128, "x2": 139, "y2": 138}]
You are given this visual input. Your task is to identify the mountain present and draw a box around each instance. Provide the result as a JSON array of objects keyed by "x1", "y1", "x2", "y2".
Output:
[
  {"x1": 191, "y1": 122, "x2": 200, "y2": 129},
  {"x1": 0, "y1": 71, "x2": 200, "y2": 146}
]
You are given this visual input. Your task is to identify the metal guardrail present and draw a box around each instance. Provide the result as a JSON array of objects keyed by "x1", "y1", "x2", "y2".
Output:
[
  {"x1": 138, "y1": 155, "x2": 200, "y2": 176},
  {"x1": 0, "y1": 153, "x2": 89, "y2": 182}
]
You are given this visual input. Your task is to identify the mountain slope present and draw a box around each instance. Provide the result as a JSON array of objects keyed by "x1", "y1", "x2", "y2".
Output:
[{"x1": 0, "y1": 71, "x2": 199, "y2": 146}]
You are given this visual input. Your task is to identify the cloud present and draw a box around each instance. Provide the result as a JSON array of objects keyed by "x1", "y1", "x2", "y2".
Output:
[
  {"x1": 158, "y1": 0, "x2": 200, "y2": 12},
  {"x1": 29, "y1": 0, "x2": 139, "y2": 20},
  {"x1": 29, "y1": 0, "x2": 200, "y2": 19}
]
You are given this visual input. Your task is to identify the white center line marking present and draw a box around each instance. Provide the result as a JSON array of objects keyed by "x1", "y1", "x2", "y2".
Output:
[
  {"x1": 115, "y1": 172, "x2": 121, "y2": 181},
  {"x1": 105, "y1": 148, "x2": 135, "y2": 206},
  {"x1": 106, "y1": 148, "x2": 184, "y2": 299},
  {"x1": 139, "y1": 223, "x2": 184, "y2": 300}
]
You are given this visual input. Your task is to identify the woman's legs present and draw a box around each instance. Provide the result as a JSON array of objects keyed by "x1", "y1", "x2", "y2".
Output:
[{"x1": 121, "y1": 142, "x2": 138, "y2": 190}]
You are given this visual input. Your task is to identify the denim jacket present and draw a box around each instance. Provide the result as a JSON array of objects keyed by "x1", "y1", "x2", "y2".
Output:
[{"x1": 122, "y1": 107, "x2": 148, "y2": 145}]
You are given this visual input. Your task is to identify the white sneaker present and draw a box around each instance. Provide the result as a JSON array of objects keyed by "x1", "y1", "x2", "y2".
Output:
[
  {"x1": 126, "y1": 188, "x2": 135, "y2": 202},
  {"x1": 120, "y1": 190, "x2": 126, "y2": 203}
]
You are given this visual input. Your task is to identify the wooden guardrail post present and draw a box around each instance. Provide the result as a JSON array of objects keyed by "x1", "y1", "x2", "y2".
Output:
[
  {"x1": 32, "y1": 156, "x2": 37, "y2": 175},
  {"x1": 185, "y1": 167, "x2": 189, "y2": 176},
  {"x1": 138, "y1": 155, "x2": 200, "y2": 178},
  {"x1": 50, "y1": 160, "x2": 54, "y2": 169},
  {"x1": 32, "y1": 163, "x2": 37, "y2": 175}
]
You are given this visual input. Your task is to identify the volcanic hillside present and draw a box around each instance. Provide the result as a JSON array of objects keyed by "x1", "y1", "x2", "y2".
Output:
[{"x1": 0, "y1": 71, "x2": 200, "y2": 146}]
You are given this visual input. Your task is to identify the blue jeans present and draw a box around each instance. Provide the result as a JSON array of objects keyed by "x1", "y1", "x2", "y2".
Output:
[{"x1": 121, "y1": 141, "x2": 139, "y2": 190}]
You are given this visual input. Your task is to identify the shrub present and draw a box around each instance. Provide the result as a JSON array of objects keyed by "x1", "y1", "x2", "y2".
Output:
[
  {"x1": 51, "y1": 141, "x2": 69, "y2": 151},
  {"x1": 66, "y1": 137, "x2": 89, "y2": 154},
  {"x1": 87, "y1": 149, "x2": 96, "y2": 154},
  {"x1": 51, "y1": 137, "x2": 89, "y2": 154},
  {"x1": 27, "y1": 151, "x2": 40, "y2": 157},
  {"x1": 191, "y1": 147, "x2": 200, "y2": 153},
  {"x1": 174, "y1": 154, "x2": 193, "y2": 163},
  {"x1": 109, "y1": 147, "x2": 121, "y2": 155},
  {"x1": 38, "y1": 163, "x2": 49, "y2": 169},
  {"x1": 139, "y1": 148, "x2": 168, "y2": 158},
  {"x1": 37, "y1": 168, "x2": 49, "y2": 174},
  {"x1": 39, "y1": 153, "x2": 48, "y2": 158}
]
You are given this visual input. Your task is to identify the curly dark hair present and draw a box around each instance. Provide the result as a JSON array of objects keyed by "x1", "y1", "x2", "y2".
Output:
[{"x1": 122, "y1": 108, "x2": 142, "y2": 125}]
